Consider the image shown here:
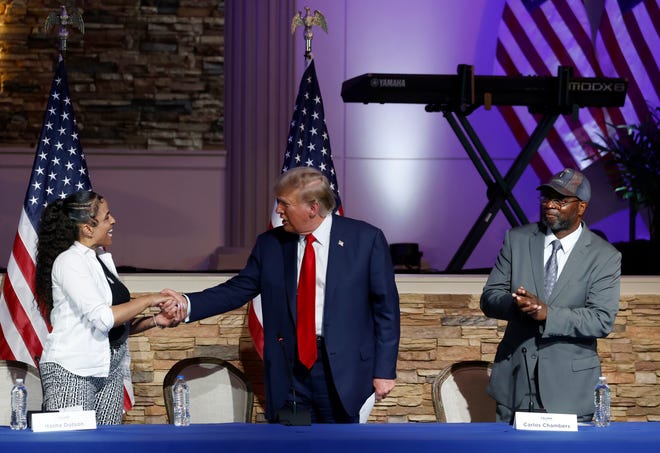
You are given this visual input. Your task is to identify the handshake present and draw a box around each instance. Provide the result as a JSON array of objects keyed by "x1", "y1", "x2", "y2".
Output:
[{"x1": 148, "y1": 289, "x2": 189, "y2": 329}]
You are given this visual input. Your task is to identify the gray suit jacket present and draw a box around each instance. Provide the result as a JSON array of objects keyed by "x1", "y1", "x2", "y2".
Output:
[{"x1": 481, "y1": 222, "x2": 621, "y2": 417}]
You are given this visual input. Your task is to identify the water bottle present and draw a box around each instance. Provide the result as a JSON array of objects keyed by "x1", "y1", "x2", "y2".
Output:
[
  {"x1": 10, "y1": 378, "x2": 28, "y2": 430},
  {"x1": 593, "y1": 376, "x2": 611, "y2": 427},
  {"x1": 172, "y1": 374, "x2": 190, "y2": 426}
]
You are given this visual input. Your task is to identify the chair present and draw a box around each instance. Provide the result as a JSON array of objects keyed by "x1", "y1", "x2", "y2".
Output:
[
  {"x1": 163, "y1": 356, "x2": 253, "y2": 423},
  {"x1": 432, "y1": 360, "x2": 495, "y2": 422},
  {"x1": 0, "y1": 360, "x2": 43, "y2": 425}
]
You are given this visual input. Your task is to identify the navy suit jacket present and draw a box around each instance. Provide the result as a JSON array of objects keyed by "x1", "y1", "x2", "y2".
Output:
[
  {"x1": 187, "y1": 215, "x2": 400, "y2": 421},
  {"x1": 481, "y1": 222, "x2": 621, "y2": 417}
]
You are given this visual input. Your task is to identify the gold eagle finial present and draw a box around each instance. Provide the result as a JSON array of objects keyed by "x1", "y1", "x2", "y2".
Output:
[
  {"x1": 44, "y1": 3, "x2": 85, "y2": 55},
  {"x1": 291, "y1": 7, "x2": 327, "y2": 62}
]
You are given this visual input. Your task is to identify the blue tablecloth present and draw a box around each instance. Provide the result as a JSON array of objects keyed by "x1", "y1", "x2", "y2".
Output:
[{"x1": 1, "y1": 422, "x2": 658, "y2": 452}]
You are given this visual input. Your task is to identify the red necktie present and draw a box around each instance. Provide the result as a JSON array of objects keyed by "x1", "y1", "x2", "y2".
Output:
[{"x1": 297, "y1": 234, "x2": 317, "y2": 369}]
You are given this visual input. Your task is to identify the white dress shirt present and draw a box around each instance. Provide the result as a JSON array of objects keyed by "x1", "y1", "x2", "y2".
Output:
[
  {"x1": 40, "y1": 242, "x2": 118, "y2": 377},
  {"x1": 544, "y1": 223, "x2": 583, "y2": 278},
  {"x1": 298, "y1": 214, "x2": 333, "y2": 336}
]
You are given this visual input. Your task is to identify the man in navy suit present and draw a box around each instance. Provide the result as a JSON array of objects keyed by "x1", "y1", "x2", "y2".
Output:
[
  {"x1": 164, "y1": 167, "x2": 400, "y2": 423},
  {"x1": 481, "y1": 168, "x2": 621, "y2": 423}
]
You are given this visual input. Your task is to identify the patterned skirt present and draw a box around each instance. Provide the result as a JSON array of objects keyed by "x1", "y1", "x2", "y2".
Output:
[{"x1": 40, "y1": 340, "x2": 128, "y2": 425}]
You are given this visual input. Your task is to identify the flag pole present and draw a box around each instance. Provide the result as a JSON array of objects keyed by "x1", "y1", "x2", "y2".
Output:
[
  {"x1": 248, "y1": 7, "x2": 339, "y2": 360},
  {"x1": 291, "y1": 6, "x2": 328, "y2": 64},
  {"x1": 0, "y1": 4, "x2": 91, "y2": 366},
  {"x1": 36, "y1": 4, "x2": 136, "y2": 413}
]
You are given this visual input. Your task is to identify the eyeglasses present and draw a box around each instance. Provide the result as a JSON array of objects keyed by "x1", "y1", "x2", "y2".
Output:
[{"x1": 539, "y1": 195, "x2": 580, "y2": 207}]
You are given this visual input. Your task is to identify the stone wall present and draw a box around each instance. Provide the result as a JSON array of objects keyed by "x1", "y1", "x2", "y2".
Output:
[
  {"x1": 0, "y1": 0, "x2": 224, "y2": 150},
  {"x1": 124, "y1": 291, "x2": 660, "y2": 424}
]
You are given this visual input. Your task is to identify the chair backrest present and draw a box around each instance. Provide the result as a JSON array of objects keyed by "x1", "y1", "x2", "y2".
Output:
[
  {"x1": 432, "y1": 360, "x2": 495, "y2": 422},
  {"x1": 0, "y1": 360, "x2": 43, "y2": 425},
  {"x1": 163, "y1": 356, "x2": 253, "y2": 423}
]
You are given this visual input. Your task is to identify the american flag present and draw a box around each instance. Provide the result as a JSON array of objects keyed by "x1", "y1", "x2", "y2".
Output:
[
  {"x1": 248, "y1": 59, "x2": 343, "y2": 357},
  {"x1": 0, "y1": 56, "x2": 134, "y2": 411},
  {"x1": 594, "y1": 0, "x2": 659, "y2": 128},
  {"x1": 495, "y1": 0, "x2": 659, "y2": 182}
]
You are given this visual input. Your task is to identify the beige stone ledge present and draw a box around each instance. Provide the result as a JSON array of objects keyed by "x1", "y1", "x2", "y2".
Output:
[{"x1": 118, "y1": 273, "x2": 659, "y2": 295}]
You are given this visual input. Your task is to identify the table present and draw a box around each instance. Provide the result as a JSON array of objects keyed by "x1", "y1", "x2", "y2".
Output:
[{"x1": 1, "y1": 422, "x2": 658, "y2": 452}]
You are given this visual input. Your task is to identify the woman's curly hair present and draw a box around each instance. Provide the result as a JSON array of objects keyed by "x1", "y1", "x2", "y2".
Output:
[{"x1": 35, "y1": 190, "x2": 104, "y2": 319}]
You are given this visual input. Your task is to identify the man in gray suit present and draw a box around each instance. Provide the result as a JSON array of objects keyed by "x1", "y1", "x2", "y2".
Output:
[{"x1": 481, "y1": 168, "x2": 621, "y2": 423}]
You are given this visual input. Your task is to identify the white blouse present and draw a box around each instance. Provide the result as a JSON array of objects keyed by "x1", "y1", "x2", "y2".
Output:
[{"x1": 40, "y1": 241, "x2": 118, "y2": 377}]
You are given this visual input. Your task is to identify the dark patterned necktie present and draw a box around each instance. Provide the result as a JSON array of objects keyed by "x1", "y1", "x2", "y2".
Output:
[
  {"x1": 544, "y1": 239, "x2": 562, "y2": 298},
  {"x1": 297, "y1": 234, "x2": 317, "y2": 369}
]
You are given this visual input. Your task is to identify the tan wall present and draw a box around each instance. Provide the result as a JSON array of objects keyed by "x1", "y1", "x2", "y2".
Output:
[
  {"x1": 0, "y1": 148, "x2": 227, "y2": 271},
  {"x1": 119, "y1": 274, "x2": 660, "y2": 424}
]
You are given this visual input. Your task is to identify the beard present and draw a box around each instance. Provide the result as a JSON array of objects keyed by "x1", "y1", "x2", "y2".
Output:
[{"x1": 541, "y1": 211, "x2": 571, "y2": 233}]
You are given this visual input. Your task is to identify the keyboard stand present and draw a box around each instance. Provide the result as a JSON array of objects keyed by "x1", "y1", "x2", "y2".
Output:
[
  {"x1": 441, "y1": 110, "x2": 559, "y2": 272},
  {"x1": 429, "y1": 64, "x2": 570, "y2": 272}
]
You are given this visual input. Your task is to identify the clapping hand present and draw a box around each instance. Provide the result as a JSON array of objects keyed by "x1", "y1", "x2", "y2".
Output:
[{"x1": 512, "y1": 286, "x2": 546, "y2": 321}]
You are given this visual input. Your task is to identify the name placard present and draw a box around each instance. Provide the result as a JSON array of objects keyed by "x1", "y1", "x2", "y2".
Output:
[
  {"x1": 513, "y1": 411, "x2": 578, "y2": 431},
  {"x1": 31, "y1": 410, "x2": 97, "y2": 432}
]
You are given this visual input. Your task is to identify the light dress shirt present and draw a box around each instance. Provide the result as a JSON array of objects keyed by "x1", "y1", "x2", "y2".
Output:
[
  {"x1": 40, "y1": 241, "x2": 118, "y2": 377},
  {"x1": 543, "y1": 223, "x2": 583, "y2": 278},
  {"x1": 298, "y1": 214, "x2": 332, "y2": 337}
]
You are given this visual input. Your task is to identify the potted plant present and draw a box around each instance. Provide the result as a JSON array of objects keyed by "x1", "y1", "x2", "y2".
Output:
[{"x1": 585, "y1": 105, "x2": 660, "y2": 274}]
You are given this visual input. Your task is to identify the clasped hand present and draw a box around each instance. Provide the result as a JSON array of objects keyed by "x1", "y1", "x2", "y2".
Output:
[
  {"x1": 512, "y1": 286, "x2": 546, "y2": 321},
  {"x1": 151, "y1": 293, "x2": 187, "y2": 328},
  {"x1": 150, "y1": 289, "x2": 188, "y2": 327}
]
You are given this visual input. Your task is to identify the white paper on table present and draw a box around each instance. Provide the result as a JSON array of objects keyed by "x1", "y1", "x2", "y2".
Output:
[{"x1": 359, "y1": 393, "x2": 376, "y2": 423}]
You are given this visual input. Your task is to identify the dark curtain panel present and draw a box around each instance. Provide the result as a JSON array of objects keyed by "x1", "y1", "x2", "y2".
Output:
[{"x1": 225, "y1": 0, "x2": 296, "y2": 247}]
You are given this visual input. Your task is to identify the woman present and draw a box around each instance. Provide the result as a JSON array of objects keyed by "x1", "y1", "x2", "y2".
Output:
[{"x1": 35, "y1": 190, "x2": 177, "y2": 424}]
